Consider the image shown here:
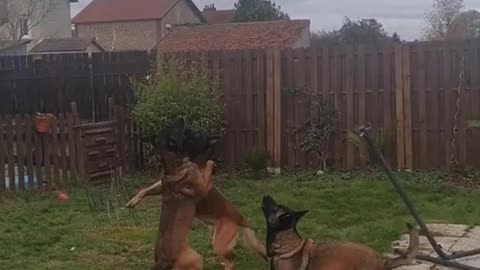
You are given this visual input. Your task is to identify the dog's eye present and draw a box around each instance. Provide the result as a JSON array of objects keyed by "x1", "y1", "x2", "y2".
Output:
[{"x1": 279, "y1": 213, "x2": 292, "y2": 220}]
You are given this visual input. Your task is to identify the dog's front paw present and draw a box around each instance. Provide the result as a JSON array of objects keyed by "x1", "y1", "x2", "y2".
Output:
[
  {"x1": 206, "y1": 160, "x2": 216, "y2": 167},
  {"x1": 125, "y1": 194, "x2": 144, "y2": 208}
]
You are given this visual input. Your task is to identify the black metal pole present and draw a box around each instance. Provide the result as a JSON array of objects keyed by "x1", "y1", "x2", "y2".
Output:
[{"x1": 358, "y1": 124, "x2": 449, "y2": 259}]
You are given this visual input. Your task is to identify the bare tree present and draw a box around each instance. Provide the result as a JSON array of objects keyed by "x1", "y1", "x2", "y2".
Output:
[
  {"x1": 447, "y1": 10, "x2": 480, "y2": 40},
  {"x1": 424, "y1": 0, "x2": 464, "y2": 40},
  {"x1": 1, "y1": 0, "x2": 56, "y2": 40}
]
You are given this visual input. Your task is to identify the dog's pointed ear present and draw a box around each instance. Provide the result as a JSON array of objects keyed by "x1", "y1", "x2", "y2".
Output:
[{"x1": 294, "y1": 210, "x2": 309, "y2": 220}]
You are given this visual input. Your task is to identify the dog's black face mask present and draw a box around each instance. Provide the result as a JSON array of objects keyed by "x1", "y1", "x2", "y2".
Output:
[
  {"x1": 262, "y1": 195, "x2": 308, "y2": 232},
  {"x1": 155, "y1": 118, "x2": 217, "y2": 161},
  {"x1": 183, "y1": 127, "x2": 217, "y2": 161}
]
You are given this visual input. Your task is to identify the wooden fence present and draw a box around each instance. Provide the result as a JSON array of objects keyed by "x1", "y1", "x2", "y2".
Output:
[
  {"x1": 0, "y1": 51, "x2": 152, "y2": 121},
  {"x1": 0, "y1": 112, "x2": 78, "y2": 191},
  {"x1": 161, "y1": 41, "x2": 480, "y2": 170},
  {"x1": 2, "y1": 41, "x2": 480, "y2": 170},
  {"x1": 0, "y1": 101, "x2": 130, "y2": 191}
]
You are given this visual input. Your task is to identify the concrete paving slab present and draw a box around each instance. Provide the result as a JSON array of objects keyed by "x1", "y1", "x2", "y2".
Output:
[{"x1": 389, "y1": 224, "x2": 480, "y2": 269}]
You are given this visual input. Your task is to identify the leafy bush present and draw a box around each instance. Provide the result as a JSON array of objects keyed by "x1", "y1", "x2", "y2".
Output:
[
  {"x1": 132, "y1": 58, "x2": 225, "y2": 140},
  {"x1": 301, "y1": 98, "x2": 338, "y2": 171},
  {"x1": 238, "y1": 152, "x2": 269, "y2": 179}
]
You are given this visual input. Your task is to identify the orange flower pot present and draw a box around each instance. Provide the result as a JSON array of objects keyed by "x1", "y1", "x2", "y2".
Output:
[{"x1": 35, "y1": 117, "x2": 51, "y2": 134}]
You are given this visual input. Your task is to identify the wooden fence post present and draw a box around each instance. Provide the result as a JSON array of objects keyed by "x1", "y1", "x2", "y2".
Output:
[
  {"x1": 266, "y1": 48, "x2": 282, "y2": 173},
  {"x1": 402, "y1": 45, "x2": 413, "y2": 169},
  {"x1": 394, "y1": 44, "x2": 413, "y2": 170},
  {"x1": 70, "y1": 102, "x2": 83, "y2": 181}
]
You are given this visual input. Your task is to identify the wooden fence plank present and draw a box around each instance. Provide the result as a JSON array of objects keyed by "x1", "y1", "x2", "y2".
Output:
[
  {"x1": 284, "y1": 49, "x2": 295, "y2": 168},
  {"x1": 416, "y1": 44, "x2": 428, "y2": 168},
  {"x1": 0, "y1": 116, "x2": 5, "y2": 191},
  {"x1": 470, "y1": 45, "x2": 480, "y2": 167},
  {"x1": 265, "y1": 49, "x2": 274, "y2": 165},
  {"x1": 346, "y1": 46, "x2": 355, "y2": 168},
  {"x1": 233, "y1": 51, "x2": 242, "y2": 162},
  {"x1": 25, "y1": 115, "x2": 34, "y2": 189},
  {"x1": 51, "y1": 117, "x2": 60, "y2": 188},
  {"x1": 15, "y1": 115, "x2": 25, "y2": 189},
  {"x1": 403, "y1": 45, "x2": 413, "y2": 169},
  {"x1": 244, "y1": 50, "x2": 253, "y2": 152},
  {"x1": 382, "y1": 45, "x2": 394, "y2": 165},
  {"x1": 273, "y1": 48, "x2": 282, "y2": 169},
  {"x1": 255, "y1": 50, "x2": 266, "y2": 154},
  {"x1": 5, "y1": 115, "x2": 15, "y2": 189},
  {"x1": 59, "y1": 114, "x2": 68, "y2": 186},
  {"x1": 67, "y1": 112, "x2": 76, "y2": 178},
  {"x1": 294, "y1": 48, "x2": 305, "y2": 167},
  {"x1": 223, "y1": 52, "x2": 234, "y2": 165},
  {"x1": 334, "y1": 47, "x2": 343, "y2": 167},
  {"x1": 443, "y1": 44, "x2": 453, "y2": 167},
  {"x1": 358, "y1": 45, "x2": 367, "y2": 166},
  {"x1": 44, "y1": 125, "x2": 52, "y2": 190},
  {"x1": 34, "y1": 126, "x2": 43, "y2": 190},
  {"x1": 308, "y1": 48, "x2": 319, "y2": 168},
  {"x1": 430, "y1": 48, "x2": 441, "y2": 168},
  {"x1": 458, "y1": 45, "x2": 468, "y2": 166},
  {"x1": 394, "y1": 44, "x2": 406, "y2": 169}
]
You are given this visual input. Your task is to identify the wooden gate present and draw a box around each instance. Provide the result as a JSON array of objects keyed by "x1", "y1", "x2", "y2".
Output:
[{"x1": 74, "y1": 120, "x2": 128, "y2": 184}]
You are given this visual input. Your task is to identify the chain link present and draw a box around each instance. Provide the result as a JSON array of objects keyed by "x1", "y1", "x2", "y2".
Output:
[{"x1": 449, "y1": 53, "x2": 465, "y2": 167}]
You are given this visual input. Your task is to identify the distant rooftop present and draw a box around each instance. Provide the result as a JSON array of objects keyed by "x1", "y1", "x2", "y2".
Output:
[{"x1": 157, "y1": 19, "x2": 310, "y2": 52}]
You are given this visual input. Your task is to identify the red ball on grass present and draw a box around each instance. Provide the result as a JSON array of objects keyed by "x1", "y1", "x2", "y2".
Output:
[{"x1": 57, "y1": 192, "x2": 69, "y2": 203}]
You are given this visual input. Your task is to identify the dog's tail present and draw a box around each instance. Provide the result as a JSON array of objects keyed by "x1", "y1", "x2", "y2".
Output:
[
  {"x1": 384, "y1": 223, "x2": 420, "y2": 269},
  {"x1": 241, "y1": 227, "x2": 267, "y2": 260}
]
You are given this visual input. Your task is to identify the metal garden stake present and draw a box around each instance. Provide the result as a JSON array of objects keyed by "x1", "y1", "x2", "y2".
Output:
[{"x1": 359, "y1": 123, "x2": 480, "y2": 270}]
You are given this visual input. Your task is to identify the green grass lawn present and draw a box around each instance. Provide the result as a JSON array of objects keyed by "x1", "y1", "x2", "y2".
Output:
[{"x1": 1, "y1": 171, "x2": 480, "y2": 270}]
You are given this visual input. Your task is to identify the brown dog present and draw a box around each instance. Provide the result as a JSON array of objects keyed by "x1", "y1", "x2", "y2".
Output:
[
  {"x1": 261, "y1": 195, "x2": 419, "y2": 270},
  {"x1": 129, "y1": 119, "x2": 266, "y2": 270},
  {"x1": 127, "y1": 178, "x2": 266, "y2": 270},
  {"x1": 153, "y1": 159, "x2": 215, "y2": 270}
]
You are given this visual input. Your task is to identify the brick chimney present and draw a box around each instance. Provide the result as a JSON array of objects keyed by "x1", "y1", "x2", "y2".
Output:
[{"x1": 204, "y1": 4, "x2": 216, "y2": 11}]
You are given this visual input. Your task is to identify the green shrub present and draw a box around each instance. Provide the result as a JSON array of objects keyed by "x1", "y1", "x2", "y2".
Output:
[
  {"x1": 301, "y1": 98, "x2": 338, "y2": 171},
  {"x1": 238, "y1": 152, "x2": 269, "y2": 179},
  {"x1": 132, "y1": 58, "x2": 225, "y2": 140}
]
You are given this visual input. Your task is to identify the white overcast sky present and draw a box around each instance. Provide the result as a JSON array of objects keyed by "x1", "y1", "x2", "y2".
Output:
[{"x1": 71, "y1": 0, "x2": 480, "y2": 41}]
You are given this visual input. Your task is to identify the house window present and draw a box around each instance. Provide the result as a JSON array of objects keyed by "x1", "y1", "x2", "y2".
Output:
[{"x1": 19, "y1": 17, "x2": 29, "y2": 36}]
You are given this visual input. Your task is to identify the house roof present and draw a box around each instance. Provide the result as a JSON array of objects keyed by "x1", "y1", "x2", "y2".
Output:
[
  {"x1": 0, "y1": 40, "x2": 30, "y2": 52},
  {"x1": 72, "y1": 0, "x2": 205, "y2": 24},
  {"x1": 202, "y1": 9, "x2": 235, "y2": 24},
  {"x1": 156, "y1": 20, "x2": 310, "y2": 52},
  {"x1": 30, "y1": 38, "x2": 105, "y2": 53}
]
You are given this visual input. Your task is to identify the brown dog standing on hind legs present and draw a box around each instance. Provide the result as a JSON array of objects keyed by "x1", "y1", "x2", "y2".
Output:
[
  {"x1": 127, "y1": 120, "x2": 266, "y2": 270},
  {"x1": 148, "y1": 118, "x2": 215, "y2": 270},
  {"x1": 128, "y1": 179, "x2": 265, "y2": 270},
  {"x1": 261, "y1": 195, "x2": 419, "y2": 270},
  {"x1": 154, "y1": 159, "x2": 214, "y2": 270}
]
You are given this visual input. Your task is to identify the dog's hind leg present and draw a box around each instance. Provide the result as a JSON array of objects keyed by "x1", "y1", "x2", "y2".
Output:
[
  {"x1": 175, "y1": 247, "x2": 203, "y2": 270},
  {"x1": 152, "y1": 259, "x2": 173, "y2": 270},
  {"x1": 212, "y1": 219, "x2": 239, "y2": 270}
]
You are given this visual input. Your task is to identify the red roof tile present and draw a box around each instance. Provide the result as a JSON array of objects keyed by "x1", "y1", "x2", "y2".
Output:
[
  {"x1": 157, "y1": 20, "x2": 310, "y2": 52},
  {"x1": 202, "y1": 9, "x2": 235, "y2": 24},
  {"x1": 72, "y1": 0, "x2": 204, "y2": 24}
]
